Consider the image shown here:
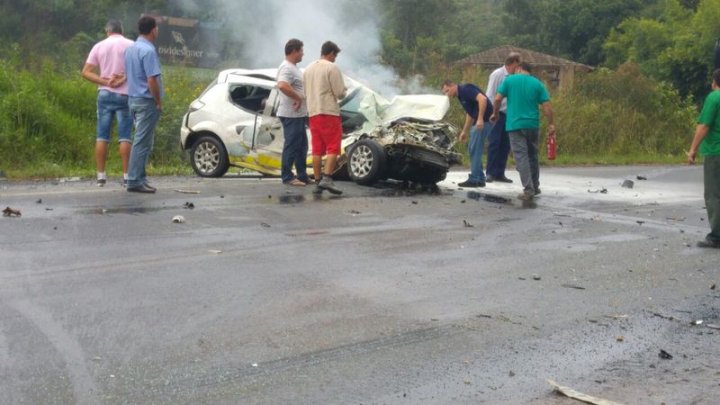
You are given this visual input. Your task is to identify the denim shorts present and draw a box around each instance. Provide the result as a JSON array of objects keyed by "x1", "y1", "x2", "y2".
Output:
[{"x1": 96, "y1": 90, "x2": 132, "y2": 143}]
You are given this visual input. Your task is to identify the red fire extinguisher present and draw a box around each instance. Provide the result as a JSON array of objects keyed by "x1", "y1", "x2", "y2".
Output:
[{"x1": 546, "y1": 130, "x2": 557, "y2": 160}]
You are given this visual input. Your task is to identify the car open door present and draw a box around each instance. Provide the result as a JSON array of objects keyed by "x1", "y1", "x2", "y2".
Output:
[{"x1": 252, "y1": 87, "x2": 284, "y2": 154}]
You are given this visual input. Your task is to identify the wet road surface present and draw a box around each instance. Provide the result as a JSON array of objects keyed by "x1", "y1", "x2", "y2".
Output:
[{"x1": 0, "y1": 166, "x2": 718, "y2": 404}]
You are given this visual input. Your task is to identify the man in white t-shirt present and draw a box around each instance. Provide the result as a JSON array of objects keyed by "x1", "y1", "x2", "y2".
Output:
[
  {"x1": 276, "y1": 38, "x2": 310, "y2": 186},
  {"x1": 81, "y1": 19, "x2": 134, "y2": 187},
  {"x1": 485, "y1": 52, "x2": 521, "y2": 184}
]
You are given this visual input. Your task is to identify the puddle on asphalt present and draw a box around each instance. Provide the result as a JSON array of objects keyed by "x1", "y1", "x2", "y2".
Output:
[
  {"x1": 466, "y1": 190, "x2": 538, "y2": 208},
  {"x1": 79, "y1": 206, "x2": 175, "y2": 215},
  {"x1": 466, "y1": 191, "x2": 512, "y2": 204},
  {"x1": 278, "y1": 194, "x2": 305, "y2": 204}
]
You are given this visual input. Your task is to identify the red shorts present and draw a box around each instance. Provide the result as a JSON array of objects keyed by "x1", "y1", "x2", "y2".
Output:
[{"x1": 309, "y1": 114, "x2": 342, "y2": 155}]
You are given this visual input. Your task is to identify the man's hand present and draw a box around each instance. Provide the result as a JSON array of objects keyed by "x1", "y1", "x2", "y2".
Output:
[
  {"x1": 292, "y1": 98, "x2": 302, "y2": 111},
  {"x1": 108, "y1": 73, "x2": 125, "y2": 88},
  {"x1": 489, "y1": 113, "x2": 497, "y2": 123},
  {"x1": 458, "y1": 131, "x2": 468, "y2": 143},
  {"x1": 687, "y1": 150, "x2": 697, "y2": 165},
  {"x1": 475, "y1": 120, "x2": 484, "y2": 131}
]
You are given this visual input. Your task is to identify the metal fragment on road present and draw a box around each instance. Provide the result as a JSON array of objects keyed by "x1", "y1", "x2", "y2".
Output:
[
  {"x1": 260, "y1": 222, "x2": 271, "y2": 228},
  {"x1": 463, "y1": 220, "x2": 474, "y2": 227},
  {"x1": 659, "y1": 349, "x2": 673, "y2": 360},
  {"x1": 547, "y1": 379, "x2": 624, "y2": 405},
  {"x1": 2, "y1": 207, "x2": 21, "y2": 217},
  {"x1": 208, "y1": 250, "x2": 223, "y2": 254},
  {"x1": 172, "y1": 215, "x2": 185, "y2": 223},
  {"x1": 636, "y1": 175, "x2": 647, "y2": 180},
  {"x1": 174, "y1": 189, "x2": 201, "y2": 194},
  {"x1": 183, "y1": 202, "x2": 195, "y2": 209},
  {"x1": 561, "y1": 284, "x2": 586, "y2": 290},
  {"x1": 690, "y1": 319, "x2": 703, "y2": 326},
  {"x1": 621, "y1": 180, "x2": 634, "y2": 189}
]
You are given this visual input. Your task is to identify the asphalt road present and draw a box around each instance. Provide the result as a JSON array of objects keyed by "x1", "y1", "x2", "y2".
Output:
[{"x1": 0, "y1": 166, "x2": 718, "y2": 404}]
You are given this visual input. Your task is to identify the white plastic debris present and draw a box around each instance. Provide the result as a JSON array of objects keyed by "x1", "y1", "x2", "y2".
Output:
[{"x1": 172, "y1": 215, "x2": 186, "y2": 224}]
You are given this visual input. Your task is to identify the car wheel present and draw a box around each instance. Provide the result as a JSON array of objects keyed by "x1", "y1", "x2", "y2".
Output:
[
  {"x1": 190, "y1": 135, "x2": 229, "y2": 177},
  {"x1": 347, "y1": 139, "x2": 386, "y2": 185}
]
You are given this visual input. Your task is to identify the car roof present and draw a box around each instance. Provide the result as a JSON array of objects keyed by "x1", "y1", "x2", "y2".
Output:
[{"x1": 217, "y1": 69, "x2": 278, "y2": 86}]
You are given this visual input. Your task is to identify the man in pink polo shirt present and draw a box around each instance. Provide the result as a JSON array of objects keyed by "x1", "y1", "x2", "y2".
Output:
[{"x1": 82, "y1": 19, "x2": 134, "y2": 187}]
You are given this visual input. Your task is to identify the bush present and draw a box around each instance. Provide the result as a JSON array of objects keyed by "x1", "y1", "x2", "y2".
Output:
[
  {"x1": 553, "y1": 64, "x2": 696, "y2": 159},
  {"x1": 0, "y1": 49, "x2": 214, "y2": 177}
]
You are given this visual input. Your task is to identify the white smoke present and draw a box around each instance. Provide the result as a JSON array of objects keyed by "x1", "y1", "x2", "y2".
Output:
[{"x1": 188, "y1": 0, "x2": 425, "y2": 97}]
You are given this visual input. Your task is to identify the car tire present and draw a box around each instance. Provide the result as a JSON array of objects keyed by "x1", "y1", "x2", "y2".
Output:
[
  {"x1": 347, "y1": 139, "x2": 386, "y2": 185},
  {"x1": 190, "y1": 135, "x2": 229, "y2": 177}
]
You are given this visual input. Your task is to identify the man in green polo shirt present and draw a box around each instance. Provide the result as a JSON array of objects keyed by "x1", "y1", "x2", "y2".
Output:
[
  {"x1": 688, "y1": 68, "x2": 720, "y2": 248},
  {"x1": 491, "y1": 63, "x2": 555, "y2": 201}
]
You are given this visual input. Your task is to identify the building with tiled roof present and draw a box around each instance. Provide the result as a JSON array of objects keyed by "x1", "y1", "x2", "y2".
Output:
[{"x1": 452, "y1": 45, "x2": 594, "y2": 89}]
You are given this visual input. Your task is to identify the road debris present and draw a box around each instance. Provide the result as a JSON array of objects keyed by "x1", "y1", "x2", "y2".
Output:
[
  {"x1": 588, "y1": 188, "x2": 608, "y2": 194},
  {"x1": 533, "y1": 275, "x2": 541, "y2": 281},
  {"x1": 208, "y1": 250, "x2": 223, "y2": 254},
  {"x1": 711, "y1": 283, "x2": 716, "y2": 290},
  {"x1": 636, "y1": 175, "x2": 647, "y2": 180},
  {"x1": 605, "y1": 314, "x2": 629, "y2": 319},
  {"x1": 183, "y1": 202, "x2": 195, "y2": 209},
  {"x1": 636, "y1": 220, "x2": 645, "y2": 225},
  {"x1": 547, "y1": 379, "x2": 624, "y2": 405},
  {"x1": 171, "y1": 215, "x2": 185, "y2": 223},
  {"x1": 36, "y1": 199, "x2": 42, "y2": 204},
  {"x1": 659, "y1": 349, "x2": 673, "y2": 360},
  {"x1": 690, "y1": 319, "x2": 703, "y2": 326},
  {"x1": 706, "y1": 324, "x2": 720, "y2": 330},
  {"x1": 260, "y1": 222, "x2": 271, "y2": 228},
  {"x1": 3, "y1": 207, "x2": 21, "y2": 217},
  {"x1": 174, "y1": 189, "x2": 201, "y2": 194},
  {"x1": 621, "y1": 180, "x2": 634, "y2": 189},
  {"x1": 561, "y1": 284, "x2": 586, "y2": 290},
  {"x1": 616, "y1": 336, "x2": 624, "y2": 342},
  {"x1": 463, "y1": 220, "x2": 474, "y2": 228}
]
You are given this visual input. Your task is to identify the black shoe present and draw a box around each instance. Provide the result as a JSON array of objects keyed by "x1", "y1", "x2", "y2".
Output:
[
  {"x1": 97, "y1": 178, "x2": 107, "y2": 187},
  {"x1": 495, "y1": 176, "x2": 513, "y2": 183},
  {"x1": 127, "y1": 184, "x2": 156, "y2": 193},
  {"x1": 143, "y1": 183, "x2": 157, "y2": 192},
  {"x1": 697, "y1": 239, "x2": 720, "y2": 249},
  {"x1": 534, "y1": 188, "x2": 541, "y2": 195},
  {"x1": 458, "y1": 180, "x2": 485, "y2": 188},
  {"x1": 485, "y1": 175, "x2": 495, "y2": 183}
]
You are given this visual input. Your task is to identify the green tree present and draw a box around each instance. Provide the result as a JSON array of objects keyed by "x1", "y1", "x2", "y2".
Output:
[
  {"x1": 604, "y1": 0, "x2": 720, "y2": 100},
  {"x1": 501, "y1": 0, "x2": 654, "y2": 65}
]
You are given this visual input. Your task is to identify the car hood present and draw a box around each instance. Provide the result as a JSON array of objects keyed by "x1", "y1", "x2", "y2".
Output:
[{"x1": 341, "y1": 76, "x2": 449, "y2": 133}]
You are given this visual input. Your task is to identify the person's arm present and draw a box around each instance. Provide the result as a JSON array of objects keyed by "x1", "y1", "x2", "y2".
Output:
[
  {"x1": 486, "y1": 70, "x2": 499, "y2": 101},
  {"x1": 329, "y1": 67, "x2": 347, "y2": 100},
  {"x1": 277, "y1": 81, "x2": 303, "y2": 111},
  {"x1": 459, "y1": 113, "x2": 473, "y2": 143},
  {"x1": 148, "y1": 75, "x2": 162, "y2": 110},
  {"x1": 688, "y1": 124, "x2": 709, "y2": 164},
  {"x1": 81, "y1": 63, "x2": 110, "y2": 87},
  {"x1": 541, "y1": 101, "x2": 555, "y2": 134},
  {"x1": 475, "y1": 93, "x2": 486, "y2": 130},
  {"x1": 490, "y1": 93, "x2": 503, "y2": 123}
]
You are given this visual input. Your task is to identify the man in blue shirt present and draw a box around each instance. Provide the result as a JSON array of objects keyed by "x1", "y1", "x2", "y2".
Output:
[
  {"x1": 442, "y1": 80, "x2": 492, "y2": 188},
  {"x1": 125, "y1": 16, "x2": 163, "y2": 193}
]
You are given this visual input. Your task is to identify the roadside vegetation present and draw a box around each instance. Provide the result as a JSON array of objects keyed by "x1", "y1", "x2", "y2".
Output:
[{"x1": 0, "y1": 0, "x2": 714, "y2": 178}]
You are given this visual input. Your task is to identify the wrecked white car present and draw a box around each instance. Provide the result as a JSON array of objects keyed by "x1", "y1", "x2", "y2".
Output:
[{"x1": 180, "y1": 68, "x2": 461, "y2": 184}]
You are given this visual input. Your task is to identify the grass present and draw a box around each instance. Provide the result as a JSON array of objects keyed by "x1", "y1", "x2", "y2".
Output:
[{"x1": 0, "y1": 55, "x2": 698, "y2": 180}]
